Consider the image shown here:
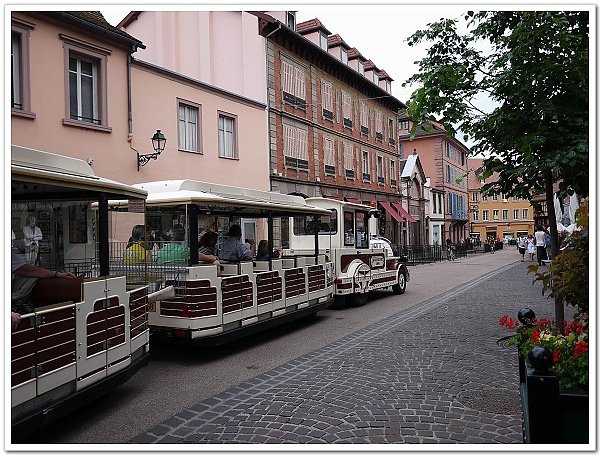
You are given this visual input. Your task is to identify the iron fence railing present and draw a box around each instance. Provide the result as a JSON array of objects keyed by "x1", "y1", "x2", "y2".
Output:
[
  {"x1": 32, "y1": 241, "x2": 188, "y2": 291},
  {"x1": 396, "y1": 243, "x2": 476, "y2": 265}
]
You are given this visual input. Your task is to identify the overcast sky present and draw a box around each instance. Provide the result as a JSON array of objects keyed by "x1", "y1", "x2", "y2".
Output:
[{"x1": 101, "y1": 6, "x2": 466, "y2": 105}]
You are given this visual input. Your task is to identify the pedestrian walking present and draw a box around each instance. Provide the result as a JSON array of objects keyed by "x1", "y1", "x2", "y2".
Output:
[
  {"x1": 489, "y1": 238, "x2": 495, "y2": 254},
  {"x1": 526, "y1": 234, "x2": 536, "y2": 262},
  {"x1": 446, "y1": 237, "x2": 454, "y2": 260},
  {"x1": 534, "y1": 225, "x2": 547, "y2": 266},
  {"x1": 544, "y1": 230, "x2": 552, "y2": 260},
  {"x1": 518, "y1": 235, "x2": 527, "y2": 262}
]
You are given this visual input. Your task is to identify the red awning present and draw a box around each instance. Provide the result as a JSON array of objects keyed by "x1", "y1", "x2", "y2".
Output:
[
  {"x1": 392, "y1": 202, "x2": 417, "y2": 223},
  {"x1": 378, "y1": 201, "x2": 404, "y2": 223}
]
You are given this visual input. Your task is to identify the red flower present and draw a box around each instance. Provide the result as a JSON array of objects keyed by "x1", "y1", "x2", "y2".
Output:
[
  {"x1": 553, "y1": 348, "x2": 561, "y2": 363},
  {"x1": 530, "y1": 328, "x2": 540, "y2": 343},
  {"x1": 573, "y1": 341, "x2": 588, "y2": 358}
]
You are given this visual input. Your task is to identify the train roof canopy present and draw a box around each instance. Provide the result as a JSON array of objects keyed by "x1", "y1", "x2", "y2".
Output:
[
  {"x1": 305, "y1": 197, "x2": 375, "y2": 211},
  {"x1": 120, "y1": 180, "x2": 332, "y2": 216},
  {"x1": 11, "y1": 145, "x2": 147, "y2": 201}
]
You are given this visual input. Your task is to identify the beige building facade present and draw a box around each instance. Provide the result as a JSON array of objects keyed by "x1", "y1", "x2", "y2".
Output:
[{"x1": 467, "y1": 158, "x2": 535, "y2": 241}]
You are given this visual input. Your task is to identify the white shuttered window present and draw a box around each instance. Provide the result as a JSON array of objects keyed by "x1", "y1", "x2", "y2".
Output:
[
  {"x1": 324, "y1": 137, "x2": 335, "y2": 175},
  {"x1": 283, "y1": 123, "x2": 309, "y2": 169},
  {"x1": 281, "y1": 60, "x2": 294, "y2": 95},
  {"x1": 342, "y1": 91, "x2": 351, "y2": 119},
  {"x1": 281, "y1": 59, "x2": 306, "y2": 104},
  {"x1": 321, "y1": 80, "x2": 333, "y2": 113},
  {"x1": 360, "y1": 103, "x2": 368, "y2": 127}
]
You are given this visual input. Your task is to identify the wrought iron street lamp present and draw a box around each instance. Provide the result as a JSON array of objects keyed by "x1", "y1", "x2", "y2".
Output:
[{"x1": 137, "y1": 130, "x2": 167, "y2": 171}]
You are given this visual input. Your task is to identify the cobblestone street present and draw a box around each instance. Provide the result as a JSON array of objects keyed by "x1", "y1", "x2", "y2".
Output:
[{"x1": 131, "y1": 255, "x2": 557, "y2": 445}]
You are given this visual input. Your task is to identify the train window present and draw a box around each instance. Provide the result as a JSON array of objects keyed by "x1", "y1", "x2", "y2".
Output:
[
  {"x1": 343, "y1": 211, "x2": 355, "y2": 246},
  {"x1": 355, "y1": 211, "x2": 369, "y2": 248},
  {"x1": 293, "y1": 210, "x2": 337, "y2": 236}
]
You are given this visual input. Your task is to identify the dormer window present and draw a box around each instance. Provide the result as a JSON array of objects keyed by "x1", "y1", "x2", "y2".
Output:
[
  {"x1": 286, "y1": 11, "x2": 296, "y2": 30},
  {"x1": 319, "y1": 33, "x2": 328, "y2": 51},
  {"x1": 386, "y1": 80, "x2": 392, "y2": 94},
  {"x1": 400, "y1": 120, "x2": 409, "y2": 130},
  {"x1": 373, "y1": 72, "x2": 378, "y2": 84},
  {"x1": 341, "y1": 48, "x2": 348, "y2": 64},
  {"x1": 358, "y1": 60, "x2": 364, "y2": 76}
]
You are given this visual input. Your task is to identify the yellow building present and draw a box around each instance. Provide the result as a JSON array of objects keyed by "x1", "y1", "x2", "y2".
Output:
[{"x1": 467, "y1": 158, "x2": 535, "y2": 241}]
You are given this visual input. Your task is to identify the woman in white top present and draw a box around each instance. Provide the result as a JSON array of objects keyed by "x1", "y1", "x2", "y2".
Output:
[
  {"x1": 526, "y1": 235, "x2": 536, "y2": 262},
  {"x1": 22, "y1": 215, "x2": 43, "y2": 264},
  {"x1": 534, "y1": 226, "x2": 547, "y2": 265}
]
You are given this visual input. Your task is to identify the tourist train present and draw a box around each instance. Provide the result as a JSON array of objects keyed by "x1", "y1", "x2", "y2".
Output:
[
  {"x1": 10, "y1": 145, "x2": 409, "y2": 438},
  {"x1": 10, "y1": 146, "x2": 152, "y2": 440}
]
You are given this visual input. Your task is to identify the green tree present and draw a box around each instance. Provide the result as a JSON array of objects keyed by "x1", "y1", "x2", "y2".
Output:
[{"x1": 404, "y1": 11, "x2": 589, "y2": 328}]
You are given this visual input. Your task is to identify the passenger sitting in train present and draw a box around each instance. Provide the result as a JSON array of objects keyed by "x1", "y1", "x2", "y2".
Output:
[
  {"x1": 256, "y1": 240, "x2": 281, "y2": 261},
  {"x1": 11, "y1": 249, "x2": 77, "y2": 330},
  {"x1": 219, "y1": 224, "x2": 255, "y2": 262},
  {"x1": 124, "y1": 225, "x2": 152, "y2": 264},
  {"x1": 157, "y1": 224, "x2": 189, "y2": 264},
  {"x1": 256, "y1": 240, "x2": 270, "y2": 261},
  {"x1": 198, "y1": 230, "x2": 220, "y2": 264}
]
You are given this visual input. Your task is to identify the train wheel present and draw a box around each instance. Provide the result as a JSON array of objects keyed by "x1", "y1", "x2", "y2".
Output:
[
  {"x1": 392, "y1": 272, "x2": 406, "y2": 295},
  {"x1": 333, "y1": 295, "x2": 346, "y2": 307},
  {"x1": 348, "y1": 292, "x2": 369, "y2": 307}
]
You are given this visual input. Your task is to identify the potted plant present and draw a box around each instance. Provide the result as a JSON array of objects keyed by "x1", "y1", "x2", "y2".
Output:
[{"x1": 499, "y1": 200, "x2": 589, "y2": 443}]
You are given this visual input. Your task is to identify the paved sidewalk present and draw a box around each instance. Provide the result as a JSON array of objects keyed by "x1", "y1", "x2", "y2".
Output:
[{"x1": 131, "y1": 252, "x2": 553, "y2": 445}]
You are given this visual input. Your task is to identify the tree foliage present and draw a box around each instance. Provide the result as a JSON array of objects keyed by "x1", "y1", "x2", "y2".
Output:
[{"x1": 404, "y1": 11, "x2": 589, "y2": 199}]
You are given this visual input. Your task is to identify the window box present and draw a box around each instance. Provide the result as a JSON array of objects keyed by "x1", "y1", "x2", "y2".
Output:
[
  {"x1": 362, "y1": 173, "x2": 371, "y2": 182},
  {"x1": 325, "y1": 165, "x2": 336, "y2": 175},
  {"x1": 343, "y1": 118, "x2": 353, "y2": 128},
  {"x1": 345, "y1": 169, "x2": 355, "y2": 179},
  {"x1": 390, "y1": 178, "x2": 397, "y2": 187},
  {"x1": 376, "y1": 132, "x2": 383, "y2": 141},
  {"x1": 377, "y1": 176, "x2": 385, "y2": 184},
  {"x1": 360, "y1": 126, "x2": 369, "y2": 136},
  {"x1": 282, "y1": 91, "x2": 306, "y2": 110},
  {"x1": 285, "y1": 156, "x2": 309, "y2": 170},
  {"x1": 322, "y1": 109, "x2": 334, "y2": 121},
  {"x1": 389, "y1": 137, "x2": 395, "y2": 146}
]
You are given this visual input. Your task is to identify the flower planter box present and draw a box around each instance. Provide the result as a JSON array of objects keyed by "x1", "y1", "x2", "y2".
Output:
[{"x1": 518, "y1": 355, "x2": 589, "y2": 444}]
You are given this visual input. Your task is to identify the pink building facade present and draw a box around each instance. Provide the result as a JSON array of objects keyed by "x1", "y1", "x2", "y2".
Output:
[
  {"x1": 119, "y1": 11, "x2": 272, "y2": 190},
  {"x1": 12, "y1": 10, "x2": 271, "y2": 191},
  {"x1": 11, "y1": 12, "x2": 143, "y2": 180},
  {"x1": 399, "y1": 116, "x2": 470, "y2": 244}
]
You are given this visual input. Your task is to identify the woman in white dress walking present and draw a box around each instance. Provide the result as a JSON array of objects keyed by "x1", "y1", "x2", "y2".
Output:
[{"x1": 526, "y1": 234, "x2": 536, "y2": 262}]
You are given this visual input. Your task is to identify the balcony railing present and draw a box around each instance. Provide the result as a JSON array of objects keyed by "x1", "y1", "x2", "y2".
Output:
[
  {"x1": 377, "y1": 176, "x2": 385, "y2": 184},
  {"x1": 343, "y1": 118, "x2": 353, "y2": 128},
  {"x1": 322, "y1": 109, "x2": 334, "y2": 121},
  {"x1": 345, "y1": 169, "x2": 355, "y2": 179},
  {"x1": 363, "y1": 173, "x2": 371, "y2": 182},
  {"x1": 360, "y1": 126, "x2": 369, "y2": 136}
]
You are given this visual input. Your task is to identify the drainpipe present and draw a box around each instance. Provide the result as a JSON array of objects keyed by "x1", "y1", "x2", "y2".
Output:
[
  {"x1": 263, "y1": 23, "x2": 282, "y2": 191},
  {"x1": 127, "y1": 54, "x2": 133, "y2": 134}
]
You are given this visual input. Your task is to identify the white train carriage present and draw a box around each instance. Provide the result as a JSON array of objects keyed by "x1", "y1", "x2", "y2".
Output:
[
  {"x1": 10, "y1": 145, "x2": 151, "y2": 440},
  {"x1": 286, "y1": 197, "x2": 410, "y2": 306},
  {"x1": 109, "y1": 180, "x2": 335, "y2": 345}
]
